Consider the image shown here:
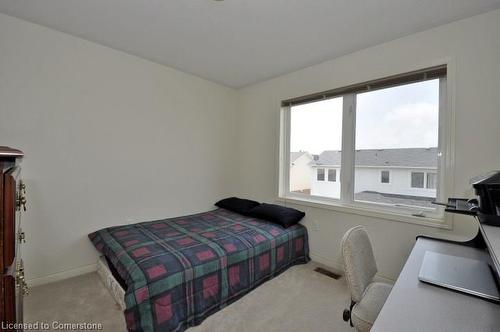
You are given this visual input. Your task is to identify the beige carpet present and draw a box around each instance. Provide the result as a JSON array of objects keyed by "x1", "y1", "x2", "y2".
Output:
[{"x1": 25, "y1": 262, "x2": 353, "y2": 331}]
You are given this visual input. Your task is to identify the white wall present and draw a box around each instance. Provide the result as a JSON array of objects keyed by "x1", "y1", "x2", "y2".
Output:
[
  {"x1": 2, "y1": 8, "x2": 500, "y2": 285},
  {"x1": 234, "y1": 9, "x2": 500, "y2": 280},
  {"x1": 0, "y1": 13, "x2": 237, "y2": 284}
]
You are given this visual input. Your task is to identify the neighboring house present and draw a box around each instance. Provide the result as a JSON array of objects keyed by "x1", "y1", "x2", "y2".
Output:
[
  {"x1": 310, "y1": 150, "x2": 342, "y2": 198},
  {"x1": 299, "y1": 148, "x2": 438, "y2": 206},
  {"x1": 290, "y1": 151, "x2": 314, "y2": 192}
]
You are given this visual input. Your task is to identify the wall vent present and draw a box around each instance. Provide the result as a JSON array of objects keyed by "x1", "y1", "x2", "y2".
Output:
[{"x1": 314, "y1": 267, "x2": 341, "y2": 279}]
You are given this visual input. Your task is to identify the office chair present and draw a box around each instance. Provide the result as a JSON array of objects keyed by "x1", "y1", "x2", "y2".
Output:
[{"x1": 341, "y1": 226, "x2": 392, "y2": 332}]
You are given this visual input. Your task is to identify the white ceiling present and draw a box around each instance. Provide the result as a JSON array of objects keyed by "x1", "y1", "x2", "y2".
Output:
[{"x1": 1, "y1": 1, "x2": 500, "y2": 88}]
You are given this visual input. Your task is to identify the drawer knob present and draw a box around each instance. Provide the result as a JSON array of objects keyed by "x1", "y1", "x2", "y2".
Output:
[
  {"x1": 16, "y1": 195, "x2": 27, "y2": 211},
  {"x1": 16, "y1": 271, "x2": 25, "y2": 285},
  {"x1": 22, "y1": 281, "x2": 30, "y2": 296},
  {"x1": 20, "y1": 181, "x2": 26, "y2": 194},
  {"x1": 18, "y1": 231, "x2": 26, "y2": 243},
  {"x1": 15, "y1": 260, "x2": 29, "y2": 295}
]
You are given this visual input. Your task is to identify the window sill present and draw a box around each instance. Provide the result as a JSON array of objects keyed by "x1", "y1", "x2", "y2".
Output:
[{"x1": 276, "y1": 195, "x2": 452, "y2": 230}]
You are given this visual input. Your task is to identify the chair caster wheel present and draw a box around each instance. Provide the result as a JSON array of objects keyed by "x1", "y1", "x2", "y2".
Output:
[{"x1": 343, "y1": 309, "x2": 350, "y2": 322}]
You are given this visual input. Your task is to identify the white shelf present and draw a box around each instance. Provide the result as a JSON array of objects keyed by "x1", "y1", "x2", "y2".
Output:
[{"x1": 479, "y1": 222, "x2": 500, "y2": 277}]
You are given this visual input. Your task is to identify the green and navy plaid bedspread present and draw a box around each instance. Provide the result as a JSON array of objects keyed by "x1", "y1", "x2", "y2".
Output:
[{"x1": 88, "y1": 208, "x2": 309, "y2": 332}]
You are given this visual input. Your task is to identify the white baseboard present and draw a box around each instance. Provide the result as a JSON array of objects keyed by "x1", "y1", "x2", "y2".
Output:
[
  {"x1": 28, "y1": 263, "x2": 97, "y2": 287},
  {"x1": 373, "y1": 274, "x2": 395, "y2": 284}
]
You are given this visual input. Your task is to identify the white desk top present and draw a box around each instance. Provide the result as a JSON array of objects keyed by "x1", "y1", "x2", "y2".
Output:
[{"x1": 372, "y1": 237, "x2": 500, "y2": 332}]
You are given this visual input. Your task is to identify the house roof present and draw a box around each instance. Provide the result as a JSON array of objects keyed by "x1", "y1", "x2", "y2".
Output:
[
  {"x1": 291, "y1": 151, "x2": 311, "y2": 163},
  {"x1": 314, "y1": 148, "x2": 438, "y2": 168}
]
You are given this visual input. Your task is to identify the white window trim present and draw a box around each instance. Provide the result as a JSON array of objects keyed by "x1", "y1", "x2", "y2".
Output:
[
  {"x1": 278, "y1": 62, "x2": 455, "y2": 229},
  {"x1": 328, "y1": 169, "x2": 337, "y2": 182},
  {"x1": 410, "y1": 171, "x2": 439, "y2": 189},
  {"x1": 427, "y1": 172, "x2": 438, "y2": 190},
  {"x1": 316, "y1": 168, "x2": 325, "y2": 181},
  {"x1": 411, "y1": 171, "x2": 426, "y2": 189}
]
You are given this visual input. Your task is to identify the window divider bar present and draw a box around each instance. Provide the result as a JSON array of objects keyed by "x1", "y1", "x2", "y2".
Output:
[
  {"x1": 437, "y1": 77, "x2": 448, "y2": 204},
  {"x1": 340, "y1": 94, "x2": 356, "y2": 203}
]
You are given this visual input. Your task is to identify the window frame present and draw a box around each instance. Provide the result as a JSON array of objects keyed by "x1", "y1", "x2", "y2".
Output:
[
  {"x1": 328, "y1": 169, "x2": 337, "y2": 182},
  {"x1": 427, "y1": 172, "x2": 438, "y2": 189},
  {"x1": 316, "y1": 168, "x2": 325, "y2": 181},
  {"x1": 411, "y1": 172, "x2": 425, "y2": 188},
  {"x1": 380, "y1": 170, "x2": 390, "y2": 184},
  {"x1": 279, "y1": 65, "x2": 454, "y2": 226}
]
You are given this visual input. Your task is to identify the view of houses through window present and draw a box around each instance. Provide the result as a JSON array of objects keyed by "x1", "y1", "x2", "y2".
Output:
[
  {"x1": 290, "y1": 97, "x2": 343, "y2": 198},
  {"x1": 288, "y1": 79, "x2": 440, "y2": 209}
]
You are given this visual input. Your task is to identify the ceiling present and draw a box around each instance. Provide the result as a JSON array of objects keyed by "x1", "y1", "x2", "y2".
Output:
[{"x1": 1, "y1": 1, "x2": 499, "y2": 88}]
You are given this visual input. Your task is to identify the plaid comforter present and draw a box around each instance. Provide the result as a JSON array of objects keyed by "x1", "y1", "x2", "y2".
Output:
[{"x1": 88, "y1": 208, "x2": 309, "y2": 332}]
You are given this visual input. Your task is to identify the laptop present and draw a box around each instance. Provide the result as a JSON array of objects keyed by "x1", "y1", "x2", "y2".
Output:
[{"x1": 418, "y1": 251, "x2": 500, "y2": 302}]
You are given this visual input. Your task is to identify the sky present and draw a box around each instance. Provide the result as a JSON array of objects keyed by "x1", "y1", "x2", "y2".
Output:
[{"x1": 290, "y1": 79, "x2": 439, "y2": 154}]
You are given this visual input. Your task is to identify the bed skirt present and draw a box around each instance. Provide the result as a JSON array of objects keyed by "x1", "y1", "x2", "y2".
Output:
[{"x1": 96, "y1": 255, "x2": 126, "y2": 311}]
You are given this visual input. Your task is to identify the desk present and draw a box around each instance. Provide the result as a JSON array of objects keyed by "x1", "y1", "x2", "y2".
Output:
[
  {"x1": 372, "y1": 237, "x2": 500, "y2": 332},
  {"x1": 481, "y1": 224, "x2": 500, "y2": 278}
]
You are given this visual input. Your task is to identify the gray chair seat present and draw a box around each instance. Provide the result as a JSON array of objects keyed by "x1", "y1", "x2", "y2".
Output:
[{"x1": 351, "y1": 282, "x2": 393, "y2": 332}]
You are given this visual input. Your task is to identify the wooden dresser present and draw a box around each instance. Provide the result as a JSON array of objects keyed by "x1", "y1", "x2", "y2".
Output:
[{"x1": 0, "y1": 147, "x2": 27, "y2": 331}]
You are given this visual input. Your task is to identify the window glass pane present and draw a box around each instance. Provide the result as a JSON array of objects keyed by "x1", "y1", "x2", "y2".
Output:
[
  {"x1": 427, "y1": 173, "x2": 437, "y2": 189},
  {"x1": 289, "y1": 97, "x2": 343, "y2": 199},
  {"x1": 354, "y1": 80, "x2": 439, "y2": 208},
  {"x1": 381, "y1": 171, "x2": 390, "y2": 183},
  {"x1": 328, "y1": 169, "x2": 337, "y2": 182},
  {"x1": 411, "y1": 172, "x2": 425, "y2": 188},
  {"x1": 317, "y1": 169, "x2": 325, "y2": 181}
]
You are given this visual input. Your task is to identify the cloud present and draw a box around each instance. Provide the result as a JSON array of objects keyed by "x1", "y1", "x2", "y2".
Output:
[
  {"x1": 356, "y1": 102, "x2": 438, "y2": 149},
  {"x1": 290, "y1": 98, "x2": 343, "y2": 153}
]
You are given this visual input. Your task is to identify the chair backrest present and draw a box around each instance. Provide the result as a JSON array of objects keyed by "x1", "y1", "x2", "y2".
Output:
[{"x1": 341, "y1": 226, "x2": 378, "y2": 303}]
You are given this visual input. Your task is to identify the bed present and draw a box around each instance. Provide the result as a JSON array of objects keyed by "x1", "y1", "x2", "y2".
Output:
[{"x1": 89, "y1": 207, "x2": 309, "y2": 332}]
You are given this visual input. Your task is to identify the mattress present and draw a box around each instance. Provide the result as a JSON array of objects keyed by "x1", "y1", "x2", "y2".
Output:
[{"x1": 89, "y1": 208, "x2": 309, "y2": 332}]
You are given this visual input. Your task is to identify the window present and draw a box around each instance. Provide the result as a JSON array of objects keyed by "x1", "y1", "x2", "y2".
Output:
[
  {"x1": 427, "y1": 173, "x2": 437, "y2": 189},
  {"x1": 354, "y1": 80, "x2": 439, "y2": 207},
  {"x1": 381, "y1": 171, "x2": 390, "y2": 184},
  {"x1": 288, "y1": 97, "x2": 343, "y2": 199},
  {"x1": 411, "y1": 172, "x2": 425, "y2": 188},
  {"x1": 328, "y1": 169, "x2": 337, "y2": 182},
  {"x1": 280, "y1": 65, "x2": 448, "y2": 219},
  {"x1": 317, "y1": 168, "x2": 325, "y2": 181}
]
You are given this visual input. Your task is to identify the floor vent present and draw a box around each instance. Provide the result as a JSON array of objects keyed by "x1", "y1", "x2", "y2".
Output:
[{"x1": 314, "y1": 267, "x2": 341, "y2": 279}]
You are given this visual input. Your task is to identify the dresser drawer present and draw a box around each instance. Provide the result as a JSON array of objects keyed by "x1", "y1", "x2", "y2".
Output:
[
  {"x1": 0, "y1": 147, "x2": 25, "y2": 331},
  {"x1": 2, "y1": 259, "x2": 25, "y2": 332}
]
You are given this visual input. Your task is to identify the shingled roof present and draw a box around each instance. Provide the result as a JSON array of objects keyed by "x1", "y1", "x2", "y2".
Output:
[
  {"x1": 290, "y1": 151, "x2": 306, "y2": 163},
  {"x1": 314, "y1": 148, "x2": 438, "y2": 168}
]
